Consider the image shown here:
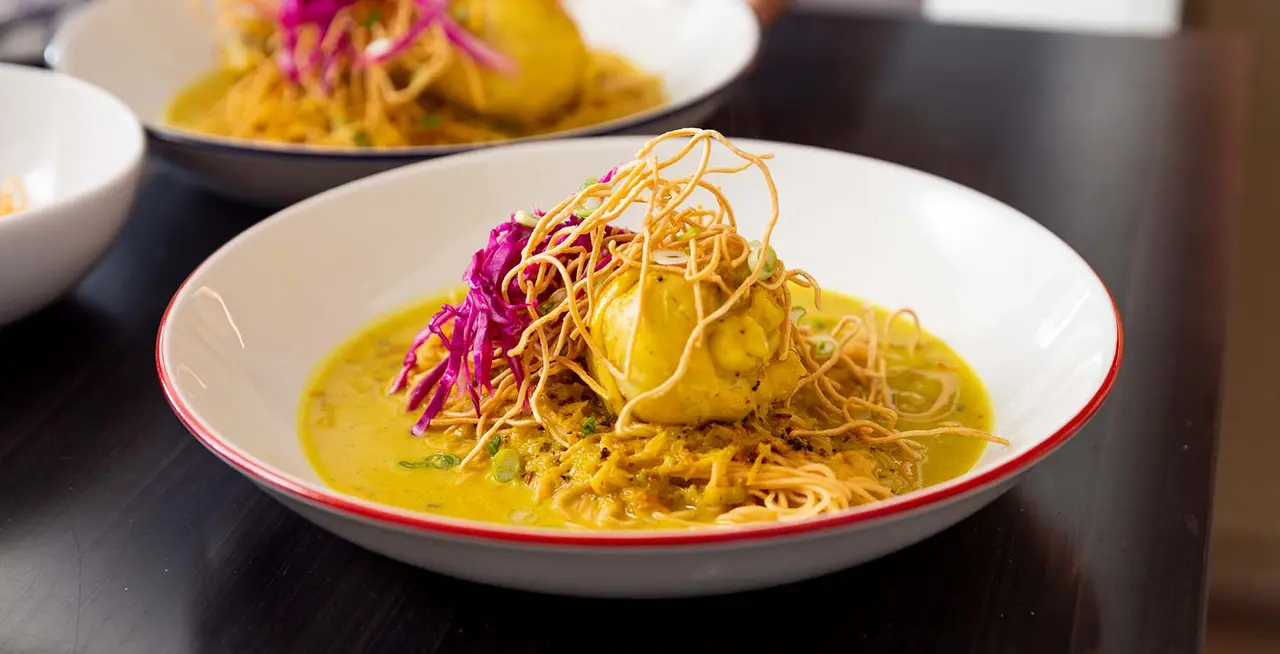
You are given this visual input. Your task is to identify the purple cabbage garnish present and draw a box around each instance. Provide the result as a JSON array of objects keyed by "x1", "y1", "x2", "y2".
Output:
[
  {"x1": 276, "y1": 0, "x2": 354, "y2": 84},
  {"x1": 390, "y1": 218, "x2": 533, "y2": 435},
  {"x1": 274, "y1": 0, "x2": 517, "y2": 89},
  {"x1": 390, "y1": 169, "x2": 628, "y2": 435}
]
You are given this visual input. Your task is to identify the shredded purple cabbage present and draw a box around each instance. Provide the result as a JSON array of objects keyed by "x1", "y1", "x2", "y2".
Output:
[
  {"x1": 391, "y1": 170, "x2": 628, "y2": 435},
  {"x1": 274, "y1": 0, "x2": 517, "y2": 88},
  {"x1": 276, "y1": 0, "x2": 353, "y2": 84},
  {"x1": 434, "y1": 6, "x2": 518, "y2": 74}
]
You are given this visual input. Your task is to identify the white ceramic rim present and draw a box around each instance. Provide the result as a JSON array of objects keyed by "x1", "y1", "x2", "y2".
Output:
[
  {"x1": 156, "y1": 137, "x2": 1124, "y2": 547},
  {"x1": 0, "y1": 62, "x2": 145, "y2": 229},
  {"x1": 46, "y1": 0, "x2": 762, "y2": 161}
]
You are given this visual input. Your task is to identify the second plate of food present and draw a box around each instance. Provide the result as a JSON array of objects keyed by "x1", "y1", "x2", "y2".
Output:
[
  {"x1": 47, "y1": 0, "x2": 759, "y2": 206},
  {"x1": 158, "y1": 129, "x2": 1121, "y2": 597}
]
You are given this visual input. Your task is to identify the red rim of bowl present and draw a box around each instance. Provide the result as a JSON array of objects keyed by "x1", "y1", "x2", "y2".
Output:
[{"x1": 156, "y1": 269, "x2": 1123, "y2": 547}]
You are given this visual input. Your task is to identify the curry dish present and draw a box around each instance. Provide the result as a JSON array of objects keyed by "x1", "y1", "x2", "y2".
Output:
[
  {"x1": 167, "y1": 0, "x2": 666, "y2": 148},
  {"x1": 304, "y1": 289, "x2": 994, "y2": 528},
  {"x1": 299, "y1": 128, "x2": 1006, "y2": 530}
]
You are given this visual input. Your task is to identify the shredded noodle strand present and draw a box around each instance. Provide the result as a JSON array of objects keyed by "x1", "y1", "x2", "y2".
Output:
[{"x1": 176, "y1": 0, "x2": 666, "y2": 148}]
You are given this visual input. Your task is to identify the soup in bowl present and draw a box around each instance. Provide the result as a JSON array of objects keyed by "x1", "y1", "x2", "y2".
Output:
[
  {"x1": 157, "y1": 130, "x2": 1120, "y2": 597},
  {"x1": 50, "y1": 0, "x2": 759, "y2": 205}
]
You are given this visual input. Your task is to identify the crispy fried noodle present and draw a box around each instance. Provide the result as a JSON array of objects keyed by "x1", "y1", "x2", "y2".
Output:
[
  {"x1": 177, "y1": 0, "x2": 666, "y2": 147},
  {"x1": 387, "y1": 129, "x2": 1007, "y2": 529}
]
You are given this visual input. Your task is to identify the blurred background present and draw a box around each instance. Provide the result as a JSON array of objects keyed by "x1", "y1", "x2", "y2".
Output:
[{"x1": 2, "y1": 0, "x2": 1273, "y2": 651}]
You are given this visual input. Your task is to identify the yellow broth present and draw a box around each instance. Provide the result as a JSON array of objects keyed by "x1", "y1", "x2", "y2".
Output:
[
  {"x1": 300, "y1": 288, "x2": 995, "y2": 529},
  {"x1": 164, "y1": 53, "x2": 667, "y2": 148},
  {"x1": 165, "y1": 69, "x2": 242, "y2": 130}
]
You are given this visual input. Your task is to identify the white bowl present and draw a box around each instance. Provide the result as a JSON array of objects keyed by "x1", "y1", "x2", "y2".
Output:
[
  {"x1": 157, "y1": 135, "x2": 1122, "y2": 598},
  {"x1": 0, "y1": 63, "x2": 144, "y2": 327},
  {"x1": 47, "y1": 0, "x2": 760, "y2": 206}
]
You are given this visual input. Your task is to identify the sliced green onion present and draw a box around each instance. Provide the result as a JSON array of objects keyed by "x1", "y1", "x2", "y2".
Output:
[
  {"x1": 573, "y1": 178, "x2": 603, "y2": 218},
  {"x1": 362, "y1": 9, "x2": 382, "y2": 27},
  {"x1": 539, "y1": 288, "x2": 567, "y2": 315},
  {"x1": 491, "y1": 448, "x2": 522, "y2": 483},
  {"x1": 398, "y1": 453, "x2": 460, "y2": 470},
  {"x1": 573, "y1": 195, "x2": 602, "y2": 219},
  {"x1": 747, "y1": 240, "x2": 778, "y2": 281},
  {"x1": 353, "y1": 132, "x2": 372, "y2": 148},
  {"x1": 486, "y1": 434, "x2": 502, "y2": 457},
  {"x1": 513, "y1": 209, "x2": 539, "y2": 227},
  {"x1": 508, "y1": 508, "x2": 536, "y2": 524},
  {"x1": 419, "y1": 113, "x2": 442, "y2": 129},
  {"x1": 581, "y1": 417, "x2": 598, "y2": 438},
  {"x1": 653, "y1": 249, "x2": 690, "y2": 266},
  {"x1": 813, "y1": 338, "x2": 836, "y2": 359},
  {"x1": 676, "y1": 226, "x2": 702, "y2": 241},
  {"x1": 791, "y1": 307, "x2": 807, "y2": 323}
]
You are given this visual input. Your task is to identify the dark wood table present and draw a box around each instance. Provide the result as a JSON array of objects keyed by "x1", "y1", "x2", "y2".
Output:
[{"x1": 0, "y1": 12, "x2": 1248, "y2": 654}]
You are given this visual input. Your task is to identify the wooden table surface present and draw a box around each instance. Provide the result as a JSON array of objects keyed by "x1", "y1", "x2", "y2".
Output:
[{"x1": 0, "y1": 12, "x2": 1249, "y2": 654}]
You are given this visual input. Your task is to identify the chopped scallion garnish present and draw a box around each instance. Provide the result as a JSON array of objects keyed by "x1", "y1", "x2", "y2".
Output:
[
  {"x1": 653, "y1": 249, "x2": 690, "y2": 266},
  {"x1": 573, "y1": 178, "x2": 603, "y2": 217},
  {"x1": 676, "y1": 227, "x2": 702, "y2": 241},
  {"x1": 573, "y1": 195, "x2": 602, "y2": 219},
  {"x1": 581, "y1": 417, "x2": 598, "y2": 438},
  {"x1": 398, "y1": 453, "x2": 460, "y2": 470},
  {"x1": 491, "y1": 448, "x2": 521, "y2": 483},
  {"x1": 813, "y1": 339, "x2": 836, "y2": 358},
  {"x1": 791, "y1": 307, "x2": 807, "y2": 323},
  {"x1": 539, "y1": 287, "x2": 567, "y2": 315},
  {"x1": 746, "y1": 240, "x2": 778, "y2": 280},
  {"x1": 487, "y1": 434, "x2": 502, "y2": 457},
  {"x1": 419, "y1": 113, "x2": 442, "y2": 129},
  {"x1": 362, "y1": 9, "x2": 381, "y2": 27},
  {"x1": 513, "y1": 209, "x2": 539, "y2": 227}
]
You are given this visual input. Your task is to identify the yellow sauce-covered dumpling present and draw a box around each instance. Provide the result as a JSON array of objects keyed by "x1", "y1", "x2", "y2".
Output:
[
  {"x1": 587, "y1": 270, "x2": 805, "y2": 425},
  {"x1": 433, "y1": 0, "x2": 588, "y2": 124}
]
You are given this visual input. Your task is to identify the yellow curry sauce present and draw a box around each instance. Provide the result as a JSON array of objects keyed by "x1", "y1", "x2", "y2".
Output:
[
  {"x1": 300, "y1": 288, "x2": 995, "y2": 529},
  {"x1": 165, "y1": 70, "x2": 242, "y2": 131}
]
